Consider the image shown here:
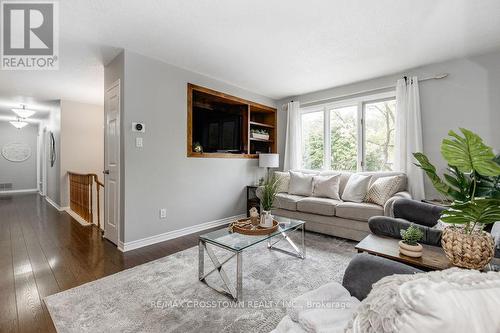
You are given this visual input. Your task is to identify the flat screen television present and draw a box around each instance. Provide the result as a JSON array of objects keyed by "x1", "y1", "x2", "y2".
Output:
[{"x1": 192, "y1": 107, "x2": 243, "y2": 153}]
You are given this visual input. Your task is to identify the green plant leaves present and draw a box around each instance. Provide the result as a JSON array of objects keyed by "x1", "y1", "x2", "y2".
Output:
[
  {"x1": 261, "y1": 175, "x2": 281, "y2": 211},
  {"x1": 413, "y1": 152, "x2": 450, "y2": 195},
  {"x1": 440, "y1": 199, "x2": 500, "y2": 226},
  {"x1": 441, "y1": 128, "x2": 500, "y2": 176}
]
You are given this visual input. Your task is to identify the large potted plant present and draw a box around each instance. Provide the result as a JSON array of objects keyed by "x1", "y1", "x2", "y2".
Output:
[{"x1": 414, "y1": 128, "x2": 500, "y2": 269}]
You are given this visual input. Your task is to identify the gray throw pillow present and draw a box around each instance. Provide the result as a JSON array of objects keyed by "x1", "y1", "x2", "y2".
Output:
[
  {"x1": 341, "y1": 174, "x2": 372, "y2": 203},
  {"x1": 288, "y1": 171, "x2": 314, "y2": 196},
  {"x1": 313, "y1": 174, "x2": 341, "y2": 200}
]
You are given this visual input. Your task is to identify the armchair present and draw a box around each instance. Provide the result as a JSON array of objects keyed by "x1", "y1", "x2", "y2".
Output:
[{"x1": 368, "y1": 199, "x2": 445, "y2": 246}]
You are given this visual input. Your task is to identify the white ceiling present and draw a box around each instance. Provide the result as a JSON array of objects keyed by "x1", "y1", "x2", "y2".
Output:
[{"x1": 1, "y1": 0, "x2": 500, "y2": 105}]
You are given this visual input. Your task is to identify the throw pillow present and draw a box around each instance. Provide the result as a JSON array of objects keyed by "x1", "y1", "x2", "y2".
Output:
[
  {"x1": 341, "y1": 174, "x2": 372, "y2": 203},
  {"x1": 312, "y1": 174, "x2": 341, "y2": 200},
  {"x1": 288, "y1": 171, "x2": 314, "y2": 196},
  {"x1": 346, "y1": 268, "x2": 500, "y2": 333},
  {"x1": 274, "y1": 171, "x2": 290, "y2": 193},
  {"x1": 365, "y1": 175, "x2": 404, "y2": 206}
]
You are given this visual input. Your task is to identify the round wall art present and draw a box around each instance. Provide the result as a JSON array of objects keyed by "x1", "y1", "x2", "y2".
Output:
[{"x1": 1, "y1": 142, "x2": 31, "y2": 162}]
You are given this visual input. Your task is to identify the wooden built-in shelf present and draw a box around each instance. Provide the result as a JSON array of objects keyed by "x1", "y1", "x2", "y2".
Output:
[
  {"x1": 249, "y1": 121, "x2": 275, "y2": 129},
  {"x1": 250, "y1": 138, "x2": 274, "y2": 143},
  {"x1": 187, "y1": 83, "x2": 277, "y2": 158}
]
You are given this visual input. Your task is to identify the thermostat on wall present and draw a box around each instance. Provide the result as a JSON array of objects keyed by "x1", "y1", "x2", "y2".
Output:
[{"x1": 132, "y1": 122, "x2": 145, "y2": 133}]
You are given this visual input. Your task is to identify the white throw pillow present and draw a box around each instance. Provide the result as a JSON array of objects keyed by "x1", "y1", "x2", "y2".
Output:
[
  {"x1": 274, "y1": 171, "x2": 290, "y2": 193},
  {"x1": 288, "y1": 171, "x2": 314, "y2": 196},
  {"x1": 365, "y1": 175, "x2": 404, "y2": 206},
  {"x1": 346, "y1": 268, "x2": 500, "y2": 333},
  {"x1": 341, "y1": 174, "x2": 372, "y2": 203},
  {"x1": 313, "y1": 174, "x2": 341, "y2": 200}
]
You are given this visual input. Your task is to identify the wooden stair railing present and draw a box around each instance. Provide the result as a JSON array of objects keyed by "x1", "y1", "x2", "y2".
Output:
[{"x1": 68, "y1": 172, "x2": 104, "y2": 229}]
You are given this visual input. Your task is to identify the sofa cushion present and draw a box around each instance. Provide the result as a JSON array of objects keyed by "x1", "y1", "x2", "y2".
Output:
[
  {"x1": 274, "y1": 171, "x2": 290, "y2": 193},
  {"x1": 358, "y1": 171, "x2": 407, "y2": 192},
  {"x1": 341, "y1": 174, "x2": 372, "y2": 203},
  {"x1": 289, "y1": 171, "x2": 314, "y2": 196},
  {"x1": 312, "y1": 174, "x2": 341, "y2": 200},
  {"x1": 297, "y1": 197, "x2": 342, "y2": 216},
  {"x1": 319, "y1": 171, "x2": 352, "y2": 194},
  {"x1": 273, "y1": 193, "x2": 305, "y2": 211},
  {"x1": 335, "y1": 202, "x2": 383, "y2": 221},
  {"x1": 365, "y1": 175, "x2": 405, "y2": 206}
]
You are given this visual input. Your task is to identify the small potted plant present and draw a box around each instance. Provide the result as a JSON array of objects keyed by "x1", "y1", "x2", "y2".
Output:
[
  {"x1": 260, "y1": 175, "x2": 281, "y2": 227},
  {"x1": 399, "y1": 225, "x2": 424, "y2": 258}
]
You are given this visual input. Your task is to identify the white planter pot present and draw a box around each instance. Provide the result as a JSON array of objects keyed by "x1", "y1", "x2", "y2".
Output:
[
  {"x1": 260, "y1": 211, "x2": 273, "y2": 228},
  {"x1": 399, "y1": 240, "x2": 423, "y2": 258}
]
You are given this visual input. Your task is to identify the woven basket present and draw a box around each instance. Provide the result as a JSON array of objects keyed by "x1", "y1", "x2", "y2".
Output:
[{"x1": 441, "y1": 227, "x2": 495, "y2": 270}]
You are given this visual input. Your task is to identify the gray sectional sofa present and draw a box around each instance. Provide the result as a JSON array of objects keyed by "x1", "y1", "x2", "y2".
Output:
[{"x1": 269, "y1": 170, "x2": 411, "y2": 241}]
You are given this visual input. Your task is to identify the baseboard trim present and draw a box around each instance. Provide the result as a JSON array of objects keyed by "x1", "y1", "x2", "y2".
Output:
[
  {"x1": 0, "y1": 188, "x2": 38, "y2": 195},
  {"x1": 45, "y1": 196, "x2": 65, "y2": 211},
  {"x1": 65, "y1": 208, "x2": 92, "y2": 227},
  {"x1": 119, "y1": 214, "x2": 246, "y2": 252}
]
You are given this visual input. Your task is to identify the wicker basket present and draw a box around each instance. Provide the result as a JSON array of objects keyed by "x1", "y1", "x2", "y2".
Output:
[{"x1": 441, "y1": 227, "x2": 495, "y2": 270}]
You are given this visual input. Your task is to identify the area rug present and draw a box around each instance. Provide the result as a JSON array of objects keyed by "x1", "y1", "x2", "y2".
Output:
[{"x1": 45, "y1": 232, "x2": 355, "y2": 333}]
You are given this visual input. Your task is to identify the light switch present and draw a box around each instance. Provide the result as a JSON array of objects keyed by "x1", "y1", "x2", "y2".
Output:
[{"x1": 136, "y1": 137, "x2": 143, "y2": 148}]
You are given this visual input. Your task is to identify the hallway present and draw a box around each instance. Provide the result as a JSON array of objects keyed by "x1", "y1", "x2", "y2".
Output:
[{"x1": 0, "y1": 194, "x2": 203, "y2": 333}]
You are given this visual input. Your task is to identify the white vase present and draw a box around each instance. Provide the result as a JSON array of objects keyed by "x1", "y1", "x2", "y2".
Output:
[{"x1": 260, "y1": 211, "x2": 273, "y2": 228}]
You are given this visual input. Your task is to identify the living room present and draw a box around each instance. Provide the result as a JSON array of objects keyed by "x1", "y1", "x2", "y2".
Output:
[{"x1": 0, "y1": 1, "x2": 499, "y2": 332}]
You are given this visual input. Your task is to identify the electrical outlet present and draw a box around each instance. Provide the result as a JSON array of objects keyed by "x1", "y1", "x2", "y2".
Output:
[
  {"x1": 159, "y1": 208, "x2": 167, "y2": 219},
  {"x1": 136, "y1": 137, "x2": 143, "y2": 148}
]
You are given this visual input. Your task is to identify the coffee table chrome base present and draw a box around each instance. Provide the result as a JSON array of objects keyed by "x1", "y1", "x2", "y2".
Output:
[
  {"x1": 267, "y1": 223, "x2": 306, "y2": 259},
  {"x1": 198, "y1": 223, "x2": 305, "y2": 302},
  {"x1": 199, "y1": 240, "x2": 242, "y2": 301}
]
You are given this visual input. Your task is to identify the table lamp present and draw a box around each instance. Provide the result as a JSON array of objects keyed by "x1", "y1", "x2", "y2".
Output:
[{"x1": 259, "y1": 153, "x2": 279, "y2": 182}]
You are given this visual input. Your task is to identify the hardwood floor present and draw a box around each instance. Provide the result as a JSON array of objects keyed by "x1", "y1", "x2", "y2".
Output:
[{"x1": 0, "y1": 193, "x2": 213, "y2": 333}]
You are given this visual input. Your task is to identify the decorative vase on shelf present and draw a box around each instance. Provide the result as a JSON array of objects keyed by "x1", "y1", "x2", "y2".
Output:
[{"x1": 399, "y1": 241, "x2": 423, "y2": 258}]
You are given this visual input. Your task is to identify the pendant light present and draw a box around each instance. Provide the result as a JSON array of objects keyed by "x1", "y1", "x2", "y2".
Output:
[
  {"x1": 12, "y1": 105, "x2": 36, "y2": 118},
  {"x1": 10, "y1": 118, "x2": 28, "y2": 129}
]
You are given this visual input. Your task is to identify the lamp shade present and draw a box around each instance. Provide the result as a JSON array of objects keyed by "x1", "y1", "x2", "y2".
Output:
[{"x1": 259, "y1": 153, "x2": 279, "y2": 168}]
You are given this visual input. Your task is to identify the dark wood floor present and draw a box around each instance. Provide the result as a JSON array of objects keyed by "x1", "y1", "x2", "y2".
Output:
[{"x1": 0, "y1": 193, "x2": 212, "y2": 333}]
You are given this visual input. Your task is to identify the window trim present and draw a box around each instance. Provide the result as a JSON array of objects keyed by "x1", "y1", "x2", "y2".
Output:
[{"x1": 299, "y1": 91, "x2": 396, "y2": 171}]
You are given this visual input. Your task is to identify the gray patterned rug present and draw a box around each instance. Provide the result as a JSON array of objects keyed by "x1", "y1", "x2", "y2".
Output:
[{"x1": 45, "y1": 232, "x2": 355, "y2": 333}]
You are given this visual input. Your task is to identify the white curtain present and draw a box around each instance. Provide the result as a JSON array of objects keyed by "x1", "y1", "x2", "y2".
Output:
[
  {"x1": 395, "y1": 76, "x2": 426, "y2": 200},
  {"x1": 283, "y1": 101, "x2": 301, "y2": 171}
]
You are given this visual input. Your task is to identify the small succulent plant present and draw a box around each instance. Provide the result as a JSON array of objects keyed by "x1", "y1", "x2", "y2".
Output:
[{"x1": 400, "y1": 225, "x2": 424, "y2": 246}]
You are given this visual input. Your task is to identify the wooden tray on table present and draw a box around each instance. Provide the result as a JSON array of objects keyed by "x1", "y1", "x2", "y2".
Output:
[{"x1": 229, "y1": 218, "x2": 279, "y2": 235}]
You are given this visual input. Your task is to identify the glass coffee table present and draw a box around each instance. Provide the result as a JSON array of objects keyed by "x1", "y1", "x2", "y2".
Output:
[{"x1": 199, "y1": 216, "x2": 305, "y2": 301}]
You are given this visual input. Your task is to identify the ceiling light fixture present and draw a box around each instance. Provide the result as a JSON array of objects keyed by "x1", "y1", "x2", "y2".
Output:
[
  {"x1": 10, "y1": 119, "x2": 28, "y2": 129},
  {"x1": 12, "y1": 104, "x2": 36, "y2": 118}
]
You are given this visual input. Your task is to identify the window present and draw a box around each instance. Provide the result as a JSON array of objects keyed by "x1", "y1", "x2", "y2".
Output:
[
  {"x1": 300, "y1": 92, "x2": 396, "y2": 171},
  {"x1": 364, "y1": 100, "x2": 396, "y2": 171},
  {"x1": 301, "y1": 111, "x2": 324, "y2": 169}
]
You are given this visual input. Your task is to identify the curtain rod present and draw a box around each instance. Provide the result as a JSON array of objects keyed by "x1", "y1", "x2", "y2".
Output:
[{"x1": 284, "y1": 73, "x2": 449, "y2": 109}]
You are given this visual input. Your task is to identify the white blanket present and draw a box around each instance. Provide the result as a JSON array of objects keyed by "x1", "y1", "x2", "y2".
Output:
[
  {"x1": 298, "y1": 297, "x2": 360, "y2": 333},
  {"x1": 287, "y1": 282, "x2": 351, "y2": 322}
]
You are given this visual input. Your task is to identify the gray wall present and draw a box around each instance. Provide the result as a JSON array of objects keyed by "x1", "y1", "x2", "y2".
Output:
[
  {"x1": 106, "y1": 50, "x2": 276, "y2": 243},
  {"x1": 279, "y1": 49, "x2": 500, "y2": 199},
  {"x1": 0, "y1": 121, "x2": 38, "y2": 191}
]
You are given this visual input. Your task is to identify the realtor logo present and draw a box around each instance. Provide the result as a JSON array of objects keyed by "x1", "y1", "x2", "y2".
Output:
[{"x1": 1, "y1": 0, "x2": 59, "y2": 70}]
